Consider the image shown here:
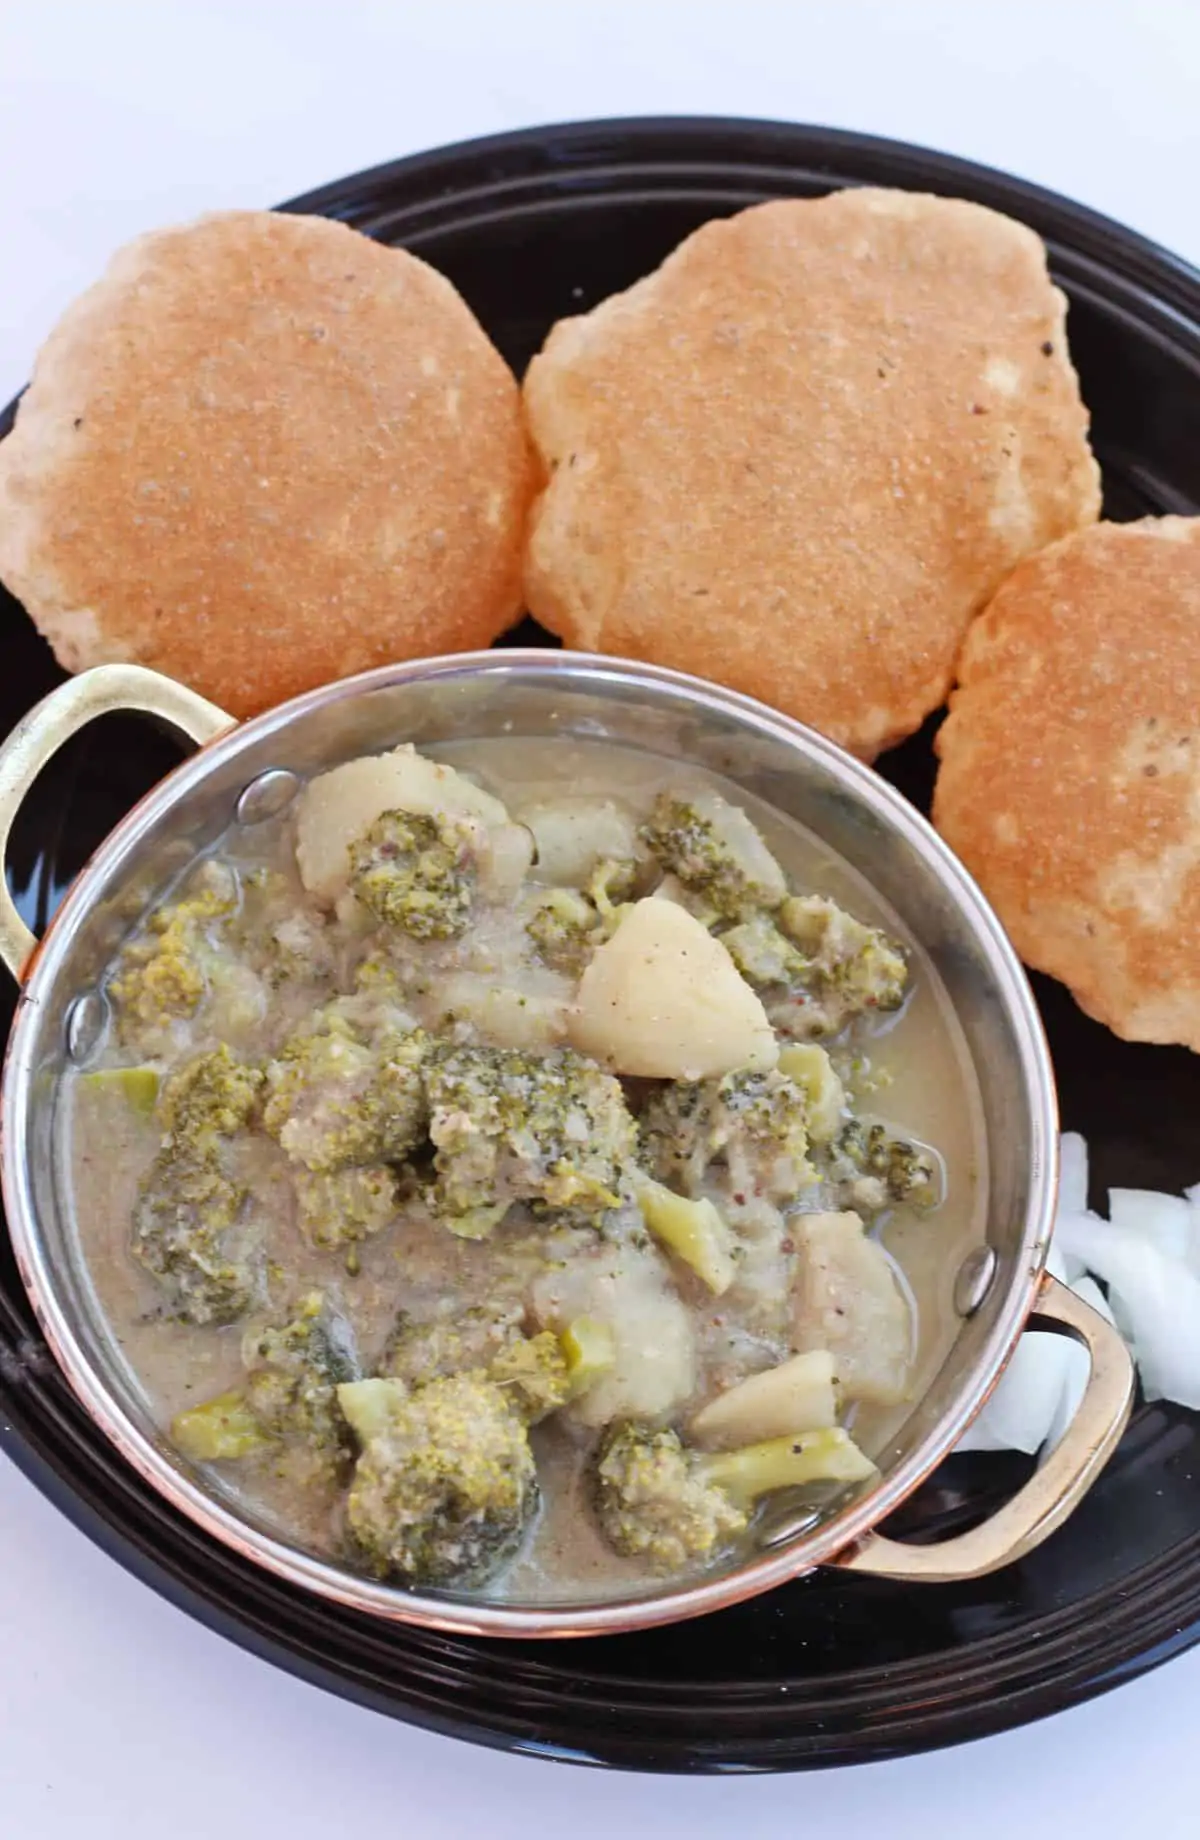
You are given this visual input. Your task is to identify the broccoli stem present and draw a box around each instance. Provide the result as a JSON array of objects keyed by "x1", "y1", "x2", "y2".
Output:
[
  {"x1": 635, "y1": 1176, "x2": 737, "y2": 1294},
  {"x1": 776, "y1": 1044, "x2": 845, "y2": 1144},
  {"x1": 79, "y1": 1066, "x2": 161, "y2": 1116},
  {"x1": 337, "y1": 1377, "x2": 407, "y2": 1444},
  {"x1": 561, "y1": 1316, "x2": 617, "y2": 1396},
  {"x1": 172, "y1": 1389, "x2": 273, "y2": 1462},
  {"x1": 697, "y1": 1426, "x2": 875, "y2": 1507},
  {"x1": 442, "y1": 1201, "x2": 510, "y2": 1241}
]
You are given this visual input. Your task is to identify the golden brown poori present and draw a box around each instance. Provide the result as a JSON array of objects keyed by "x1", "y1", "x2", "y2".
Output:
[
  {"x1": 522, "y1": 187, "x2": 1100, "y2": 759},
  {"x1": 934, "y1": 517, "x2": 1200, "y2": 1049},
  {"x1": 0, "y1": 210, "x2": 533, "y2": 717}
]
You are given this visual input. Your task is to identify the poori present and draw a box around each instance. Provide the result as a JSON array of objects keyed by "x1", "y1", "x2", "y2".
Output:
[
  {"x1": 523, "y1": 187, "x2": 1101, "y2": 758},
  {"x1": 934, "y1": 517, "x2": 1200, "y2": 1048},
  {"x1": 0, "y1": 210, "x2": 533, "y2": 716}
]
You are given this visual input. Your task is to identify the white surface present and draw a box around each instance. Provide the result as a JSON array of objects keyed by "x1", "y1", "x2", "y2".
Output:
[{"x1": 2, "y1": 2, "x2": 1200, "y2": 1834}]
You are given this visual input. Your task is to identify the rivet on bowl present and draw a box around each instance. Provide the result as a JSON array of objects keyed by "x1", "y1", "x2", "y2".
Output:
[
  {"x1": 65, "y1": 990, "x2": 108, "y2": 1063},
  {"x1": 756, "y1": 1505, "x2": 824, "y2": 1551},
  {"x1": 235, "y1": 768, "x2": 301, "y2": 826},
  {"x1": 954, "y1": 1245, "x2": 998, "y2": 1318}
]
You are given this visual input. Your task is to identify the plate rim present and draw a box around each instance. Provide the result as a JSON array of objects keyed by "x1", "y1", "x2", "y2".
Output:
[{"x1": 3, "y1": 111, "x2": 1200, "y2": 1772}]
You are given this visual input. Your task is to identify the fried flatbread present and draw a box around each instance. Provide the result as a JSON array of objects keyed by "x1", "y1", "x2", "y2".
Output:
[
  {"x1": 935, "y1": 517, "x2": 1200, "y2": 1047},
  {"x1": 523, "y1": 188, "x2": 1099, "y2": 758},
  {"x1": 0, "y1": 210, "x2": 532, "y2": 715}
]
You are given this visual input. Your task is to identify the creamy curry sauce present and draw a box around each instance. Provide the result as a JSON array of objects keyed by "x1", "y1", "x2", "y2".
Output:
[{"x1": 61, "y1": 735, "x2": 986, "y2": 1602}]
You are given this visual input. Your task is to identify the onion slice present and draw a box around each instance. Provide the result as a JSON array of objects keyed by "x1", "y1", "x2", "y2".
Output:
[
  {"x1": 951, "y1": 1133, "x2": 1200, "y2": 1458},
  {"x1": 1054, "y1": 1209, "x2": 1200, "y2": 1409}
]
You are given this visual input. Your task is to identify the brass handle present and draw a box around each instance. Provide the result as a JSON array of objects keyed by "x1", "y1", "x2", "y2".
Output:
[
  {"x1": 836, "y1": 1272, "x2": 1135, "y2": 1583},
  {"x1": 0, "y1": 664, "x2": 232, "y2": 984}
]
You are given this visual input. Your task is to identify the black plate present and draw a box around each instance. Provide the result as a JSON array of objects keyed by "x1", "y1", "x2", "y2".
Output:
[{"x1": 3, "y1": 117, "x2": 1200, "y2": 1773}]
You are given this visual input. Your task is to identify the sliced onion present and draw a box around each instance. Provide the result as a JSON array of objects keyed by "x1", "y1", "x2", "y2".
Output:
[
  {"x1": 1108, "y1": 1187, "x2": 1193, "y2": 1262},
  {"x1": 952, "y1": 1133, "x2": 1200, "y2": 1457},
  {"x1": 1054, "y1": 1211, "x2": 1200, "y2": 1409},
  {"x1": 1185, "y1": 1192, "x2": 1200, "y2": 1280},
  {"x1": 1049, "y1": 1211, "x2": 1093, "y2": 1286},
  {"x1": 955, "y1": 1330, "x2": 1078, "y2": 1456},
  {"x1": 1058, "y1": 1131, "x2": 1089, "y2": 1216}
]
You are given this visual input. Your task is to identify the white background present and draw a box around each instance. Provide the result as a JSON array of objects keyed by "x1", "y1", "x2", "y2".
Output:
[{"x1": 2, "y1": 2, "x2": 1199, "y2": 1834}]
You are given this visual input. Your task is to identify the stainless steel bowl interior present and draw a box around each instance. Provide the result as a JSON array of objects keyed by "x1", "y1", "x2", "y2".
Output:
[{"x1": 4, "y1": 652, "x2": 1056, "y2": 1635}]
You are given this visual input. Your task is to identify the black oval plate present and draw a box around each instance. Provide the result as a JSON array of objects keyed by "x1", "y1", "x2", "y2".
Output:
[{"x1": 3, "y1": 118, "x2": 1200, "y2": 1773}]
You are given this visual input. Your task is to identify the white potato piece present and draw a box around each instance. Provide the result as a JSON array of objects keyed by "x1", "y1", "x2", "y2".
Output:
[
  {"x1": 689, "y1": 1350, "x2": 838, "y2": 1449},
  {"x1": 487, "y1": 824, "x2": 538, "y2": 897},
  {"x1": 792, "y1": 1210, "x2": 913, "y2": 1406},
  {"x1": 430, "y1": 974, "x2": 570, "y2": 1050},
  {"x1": 531, "y1": 1242, "x2": 697, "y2": 1429},
  {"x1": 295, "y1": 744, "x2": 530, "y2": 907},
  {"x1": 568, "y1": 896, "x2": 778, "y2": 1079},
  {"x1": 521, "y1": 796, "x2": 640, "y2": 886}
]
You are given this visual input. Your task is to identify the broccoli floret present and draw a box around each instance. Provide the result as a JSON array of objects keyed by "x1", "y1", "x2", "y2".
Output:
[
  {"x1": 594, "y1": 1423, "x2": 747, "y2": 1569},
  {"x1": 108, "y1": 863, "x2": 236, "y2": 1041},
  {"x1": 110, "y1": 932, "x2": 204, "y2": 1035},
  {"x1": 132, "y1": 1153, "x2": 254, "y2": 1325},
  {"x1": 131, "y1": 1047, "x2": 265, "y2": 1325},
  {"x1": 594, "y1": 1422, "x2": 875, "y2": 1572},
  {"x1": 640, "y1": 1068, "x2": 814, "y2": 1205},
  {"x1": 832, "y1": 1120, "x2": 939, "y2": 1211},
  {"x1": 718, "y1": 896, "x2": 908, "y2": 1041},
  {"x1": 385, "y1": 1305, "x2": 576, "y2": 1422},
  {"x1": 158, "y1": 1045, "x2": 264, "y2": 1152},
  {"x1": 294, "y1": 1164, "x2": 399, "y2": 1252},
  {"x1": 423, "y1": 1043, "x2": 637, "y2": 1223},
  {"x1": 723, "y1": 901, "x2": 907, "y2": 1042},
  {"x1": 344, "y1": 1372, "x2": 538, "y2": 1586},
  {"x1": 241, "y1": 1292, "x2": 361, "y2": 1477},
  {"x1": 233, "y1": 869, "x2": 335, "y2": 989},
  {"x1": 640, "y1": 792, "x2": 786, "y2": 921},
  {"x1": 776, "y1": 895, "x2": 907, "y2": 1024},
  {"x1": 385, "y1": 1299, "x2": 526, "y2": 1386},
  {"x1": 353, "y1": 950, "x2": 413, "y2": 1001},
  {"x1": 173, "y1": 1293, "x2": 361, "y2": 1478},
  {"x1": 585, "y1": 857, "x2": 639, "y2": 931},
  {"x1": 526, "y1": 888, "x2": 600, "y2": 974},
  {"x1": 263, "y1": 1015, "x2": 427, "y2": 1172},
  {"x1": 488, "y1": 1330, "x2": 570, "y2": 1422},
  {"x1": 720, "y1": 914, "x2": 811, "y2": 990},
  {"x1": 348, "y1": 808, "x2": 479, "y2": 939}
]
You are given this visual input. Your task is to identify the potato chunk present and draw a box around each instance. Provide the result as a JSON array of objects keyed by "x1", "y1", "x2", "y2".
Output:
[
  {"x1": 791, "y1": 1211, "x2": 912, "y2": 1406},
  {"x1": 430, "y1": 975, "x2": 571, "y2": 1050},
  {"x1": 522, "y1": 796, "x2": 640, "y2": 886},
  {"x1": 295, "y1": 745, "x2": 531, "y2": 907},
  {"x1": 568, "y1": 897, "x2": 778, "y2": 1079},
  {"x1": 689, "y1": 1350, "x2": 837, "y2": 1449}
]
